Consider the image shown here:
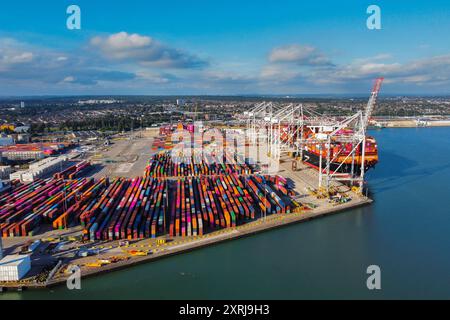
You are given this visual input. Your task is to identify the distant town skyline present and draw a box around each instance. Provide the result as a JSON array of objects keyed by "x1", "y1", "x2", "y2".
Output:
[{"x1": 0, "y1": 0, "x2": 449, "y2": 96}]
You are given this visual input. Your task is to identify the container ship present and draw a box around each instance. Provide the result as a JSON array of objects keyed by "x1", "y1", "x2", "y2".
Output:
[{"x1": 299, "y1": 127, "x2": 378, "y2": 175}]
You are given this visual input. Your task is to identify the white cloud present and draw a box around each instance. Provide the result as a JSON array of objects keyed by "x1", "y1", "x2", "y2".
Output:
[
  {"x1": 260, "y1": 65, "x2": 300, "y2": 82},
  {"x1": 0, "y1": 39, "x2": 34, "y2": 71},
  {"x1": 257, "y1": 48, "x2": 450, "y2": 93},
  {"x1": 0, "y1": 37, "x2": 135, "y2": 86},
  {"x1": 3, "y1": 52, "x2": 34, "y2": 64},
  {"x1": 269, "y1": 44, "x2": 333, "y2": 66},
  {"x1": 91, "y1": 32, "x2": 152, "y2": 51},
  {"x1": 63, "y1": 76, "x2": 75, "y2": 83},
  {"x1": 203, "y1": 70, "x2": 253, "y2": 82},
  {"x1": 135, "y1": 70, "x2": 173, "y2": 83},
  {"x1": 2, "y1": 35, "x2": 450, "y2": 95},
  {"x1": 323, "y1": 54, "x2": 450, "y2": 85},
  {"x1": 90, "y1": 32, "x2": 208, "y2": 69}
]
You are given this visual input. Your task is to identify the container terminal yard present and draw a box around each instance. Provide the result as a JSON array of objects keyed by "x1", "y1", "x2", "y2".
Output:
[{"x1": 0, "y1": 79, "x2": 383, "y2": 291}]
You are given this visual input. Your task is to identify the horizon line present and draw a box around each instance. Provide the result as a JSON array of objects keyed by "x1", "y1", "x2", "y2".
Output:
[{"x1": 1, "y1": 93, "x2": 450, "y2": 99}]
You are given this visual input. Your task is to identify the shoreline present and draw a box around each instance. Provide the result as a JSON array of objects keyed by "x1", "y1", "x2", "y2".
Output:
[{"x1": 370, "y1": 120, "x2": 450, "y2": 129}]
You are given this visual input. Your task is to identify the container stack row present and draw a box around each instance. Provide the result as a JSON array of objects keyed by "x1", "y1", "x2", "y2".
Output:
[
  {"x1": 78, "y1": 174, "x2": 295, "y2": 240},
  {"x1": 1, "y1": 166, "x2": 297, "y2": 239},
  {"x1": 262, "y1": 175, "x2": 296, "y2": 197},
  {"x1": 151, "y1": 136, "x2": 173, "y2": 152},
  {"x1": 169, "y1": 174, "x2": 257, "y2": 237},
  {"x1": 243, "y1": 175, "x2": 293, "y2": 215},
  {"x1": 145, "y1": 152, "x2": 253, "y2": 178},
  {"x1": 53, "y1": 160, "x2": 91, "y2": 179},
  {"x1": 52, "y1": 178, "x2": 109, "y2": 230},
  {"x1": 0, "y1": 178, "x2": 98, "y2": 237},
  {"x1": 80, "y1": 177, "x2": 167, "y2": 241}
]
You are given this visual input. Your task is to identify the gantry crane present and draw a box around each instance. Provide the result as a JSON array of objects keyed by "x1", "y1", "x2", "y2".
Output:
[{"x1": 244, "y1": 78, "x2": 384, "y2": 192}]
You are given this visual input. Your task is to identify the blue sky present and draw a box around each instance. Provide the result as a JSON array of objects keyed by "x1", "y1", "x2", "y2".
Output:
[{"x1": 0, "y1": 0, "x2": 449, "y2": 95}]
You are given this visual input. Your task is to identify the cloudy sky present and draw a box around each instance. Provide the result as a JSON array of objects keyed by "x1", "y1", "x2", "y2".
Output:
[{"x1": 0, "y1": 0, "x2": 449, "y2": 96}]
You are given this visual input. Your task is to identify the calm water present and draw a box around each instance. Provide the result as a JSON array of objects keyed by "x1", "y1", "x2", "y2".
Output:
[{"x1": 2, "y1": 127, "x2": 450, "y2": 300}]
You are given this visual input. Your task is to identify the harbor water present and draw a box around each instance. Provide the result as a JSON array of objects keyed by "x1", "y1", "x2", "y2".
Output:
[{"x1": 2, "y1": 127, "x2": 450, "y2": 299}]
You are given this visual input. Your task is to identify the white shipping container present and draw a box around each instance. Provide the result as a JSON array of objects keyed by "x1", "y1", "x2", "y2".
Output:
[{"x1": 0, "y1": 254, "x2": 31, "y2": 281}]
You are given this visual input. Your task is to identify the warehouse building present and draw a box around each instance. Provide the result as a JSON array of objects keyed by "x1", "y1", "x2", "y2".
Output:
[
  {"x1": 9, "y1": 171, "x2": 25, "y2": 181},
  {"x1": 0, "y1": 166, "x2": 11, "y2": 179},
  {"x1": 2, "y1": 150, "x2": 45, "y2": 161},
  {"x1": 0, "y1": 255, "x2": 31, "y2": 281},
  {"x1": 10, "y1": 156, "x2": 67, "y2": 182}
]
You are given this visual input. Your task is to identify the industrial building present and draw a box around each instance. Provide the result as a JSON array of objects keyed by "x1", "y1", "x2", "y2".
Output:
[
  {"x1": 9, "y1": 171, "x2": 24, "y2": 181},
  {"x1": 10, "y1": 156, "x2": 67, "y2": 182},
  {"x1": 0, "y1": 255, "x2": 31, "y2": 282},
  {"x1": 0, "y1": 142, "x2": 71, "y2": 163},
  {"x1": 2, "y1": 150, "x2": 45, "y2": 162},
  {"x1": 0, "y1": 166, "x2": 11, "y2": 179},
  {"x1": 71, "y1": 130, "x2": 104, "y2": 141}
]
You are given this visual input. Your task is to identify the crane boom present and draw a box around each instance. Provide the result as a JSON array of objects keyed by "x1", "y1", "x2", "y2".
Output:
[{"x1": 363, "y1": 77, "x2": 384, "y2": 132}]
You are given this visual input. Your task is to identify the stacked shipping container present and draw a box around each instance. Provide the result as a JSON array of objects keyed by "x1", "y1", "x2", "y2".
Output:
[
  {"x1": 145, "y1": 152, "x2": 253, "y2": 178},
  {"x1": 0, "y1": 178, "x2": 100, "y2": 237},
  {"x1": 1, "y1": 122, "x2": 299, "y2": 240},
  {"x1": 53, "y1": 161, "x2": 91, "y2": 179},
  {"x1": 80, "y1": 177, "x2": 167, "y2": 241},
  {"x1": 1, "y1": 173, "x2": 297, "y2": 239}
]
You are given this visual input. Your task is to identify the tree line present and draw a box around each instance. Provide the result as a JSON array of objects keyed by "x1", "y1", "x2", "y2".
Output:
[{"x1": 30, "y1": 114, "x2": 180, "y2": 134}]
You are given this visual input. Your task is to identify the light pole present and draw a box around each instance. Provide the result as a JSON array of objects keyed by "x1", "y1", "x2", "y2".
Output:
[{"x1": 318, "y1": 145, "x2": 323, "y2": 188}]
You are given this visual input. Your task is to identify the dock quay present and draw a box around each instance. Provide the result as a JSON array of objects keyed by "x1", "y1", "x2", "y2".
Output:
[{"x1": 1, "y1": 154, "x2": 372, "y2": 291}]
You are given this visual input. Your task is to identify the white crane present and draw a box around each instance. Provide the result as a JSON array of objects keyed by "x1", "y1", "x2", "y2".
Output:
[{"x1": 362, "y1": 77, "x2": 384, "y2": 133}]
